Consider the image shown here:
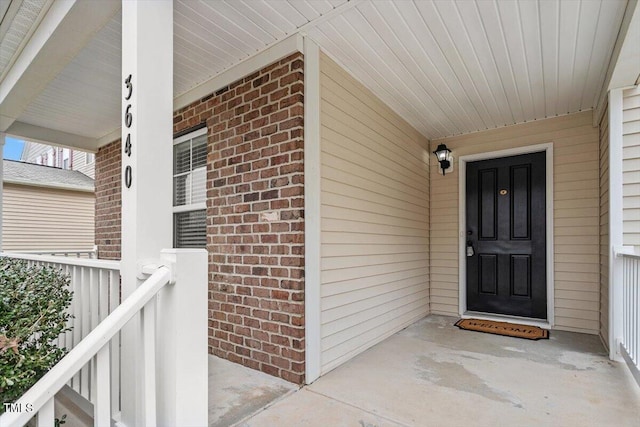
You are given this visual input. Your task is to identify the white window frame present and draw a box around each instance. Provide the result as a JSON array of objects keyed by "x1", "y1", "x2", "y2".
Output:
[{"x1": 173, "y1": 127, "x2": 207, "y2": 247}]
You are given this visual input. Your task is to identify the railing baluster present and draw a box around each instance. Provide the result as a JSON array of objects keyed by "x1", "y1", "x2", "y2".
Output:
[
  {"x1": 629, "y1": 258, "x2": 640, "y2": 366},
  {"x1": 94, "y1": 344, "x2": 111, "y2": 427},
  {"x1": 36, "y1": 397, "x2": 54, "y2": 427},
  {"x1": 109, "y1": 270, "x2": 121, "y2": 416},
  {"x1": 72, "y1": 265, "x2": 82, "y2": 392},
  {"x1": 88, "y1": 268, "x2": 97, "y2": 402},
  {"x1": 80, "y1": 267, "x2": 90, "y2": 399},
  {"x1": 142, "y1": 299, "x2": 157, "y2": 426}
]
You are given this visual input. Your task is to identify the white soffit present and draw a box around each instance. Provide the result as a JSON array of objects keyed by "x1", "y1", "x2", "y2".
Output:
[
  {"x1": 173, "y1": 0, "x2": 346, "y2": 95},
  {"x1": 19, "y1": 15, "x2": 121, "y2": 139},
  {"x1": 16, "y1": 0, "x2": 348, "y2": 141},
  {"x1": 308, "y1": 0, "x2": 628, "y2": 140},
  {"x1": 8, "y1": 0, "x2": 631, "y2": 144}
]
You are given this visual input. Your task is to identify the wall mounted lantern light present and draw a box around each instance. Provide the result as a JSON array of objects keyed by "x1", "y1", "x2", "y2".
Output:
[{"x1": 433, "y1": 143, "x2": 452, "y2": 175}]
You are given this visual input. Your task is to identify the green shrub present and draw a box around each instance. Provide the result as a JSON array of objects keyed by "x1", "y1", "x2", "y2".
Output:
[{"x1": 0, "y1": 258, "x2": 73, "y2": 412}]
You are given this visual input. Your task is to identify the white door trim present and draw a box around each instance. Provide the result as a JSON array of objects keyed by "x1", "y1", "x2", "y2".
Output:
[{"x1": 458, "y1": 142, "x2": 554, "y2": 328}]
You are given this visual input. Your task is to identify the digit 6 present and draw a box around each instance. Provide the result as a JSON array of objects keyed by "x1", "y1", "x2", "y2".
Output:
[{"x1": 125, "y1": 104, "x2": 132, "y2": 128}]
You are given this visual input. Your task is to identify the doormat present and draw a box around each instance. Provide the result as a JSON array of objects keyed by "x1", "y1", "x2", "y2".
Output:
[{"x1": 454, "y1": 318, "x2": 549, "y2": 340}]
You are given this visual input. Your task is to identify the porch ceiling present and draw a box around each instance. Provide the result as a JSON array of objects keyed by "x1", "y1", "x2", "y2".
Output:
[{"x1": 0, "y1": 0, "x2": 634, "y2": 150}]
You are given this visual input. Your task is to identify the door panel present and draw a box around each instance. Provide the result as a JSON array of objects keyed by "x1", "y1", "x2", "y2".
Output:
[{"x1": 466, "y1": 151, "x2": 547, "y2": 319}]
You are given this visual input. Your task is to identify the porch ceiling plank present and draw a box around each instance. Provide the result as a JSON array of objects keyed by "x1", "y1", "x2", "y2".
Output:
[
  {"x1": 452, "y1": 0, "x2": 518, "y2": 127},
  {"x1": 404, "y1": 0, "x2": 488, "y2": 132},
  {"x1": 173, "y1": 5, "x2": 245, "y2": 65},
  {"x1": 474, "y1": 0, "x2": 525, "y2": 125},
  {"x1": 517, "y1": 0, "x2": 547, "y2": 121},
  {"x1": 495, "y1": 1, "x2": 539, "y2": 122},
  {"x1": 357, "y1": 2, "x2": 461, "y2": 136},
  {"x1": 247, "y1": 0, "x2": 306, "y2": 29},
  {"x1": 556, "y1": 0, "x2": 582, "y2": 117},
  {"x1": 568, "y1": 0, "x2": 602, "y2": 114},
  {"x1": 223, "y1": 1, "x2": 288, "y2": 40},
  {"x1": 177, "y1": 0, "x2": 265, "y2": 56},
  {"x1": 336, "y1": 7, "x2": 450, "y2": 137},
  {"x1": 287, "y1": 0, "x2": 323, "y2": 21},
  {"x1": 311, "y1": 19, "x2": 437, "y2": 138}
]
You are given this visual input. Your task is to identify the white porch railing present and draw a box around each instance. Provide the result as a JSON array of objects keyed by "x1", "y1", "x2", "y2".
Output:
[
  {"x1": 0, "y1": 266, "x2": 171, "y2": 427},
  {"x1": 7, "y1": 247, "x2": 98, "y2": 259},
  {"x1": 0, "y1": 249, "x2": 208, "y2": 427},
  {"x1": 1, "y1": 252, "x2": 122, "y2": 410},
  {"x1": 616, "y1": 247, "x2": 640, "y2": 386}
]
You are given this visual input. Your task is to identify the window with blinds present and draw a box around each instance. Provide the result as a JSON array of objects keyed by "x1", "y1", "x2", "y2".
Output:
[{"x1": 173, "y1": 128, "x2": 207, "y2": 248}]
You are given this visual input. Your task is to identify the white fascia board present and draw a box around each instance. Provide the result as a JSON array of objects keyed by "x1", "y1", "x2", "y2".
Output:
[
  {"x1": 97, "y1": 127, "x2": 122, "y2": 149},
  {"x1": 608, "y1": 0, "x2": 640, "y2": 90},
  {"x1": 594, "y1": 0, "x2": 639, "y2": 126},
  {"x1": 174, "y1": 34, "x2": 304, "y2": 111},
  {"x1": 0, "y1": 0, "x2": 120, "y2": 132},
  {"x1": 6, "y1": 121, "x2": 98, "y2": 152}
]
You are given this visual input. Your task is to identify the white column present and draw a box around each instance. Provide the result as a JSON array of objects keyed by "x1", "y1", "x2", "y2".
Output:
[
  {"x1": 609, "y1": 88, "x2": 624, "y2": 361},
  {"x1": 0, "y1": 132, "x2": 4, "y2": 253},
  {"x1": 303, "y1": 37, "x2": 322, "y2": 383},
  {"x1": 156, "y1": 249, "x2": 208, "y2": 426},
  {"x1": 121, "y1": 1, "x2": 173, "y2": 425}
]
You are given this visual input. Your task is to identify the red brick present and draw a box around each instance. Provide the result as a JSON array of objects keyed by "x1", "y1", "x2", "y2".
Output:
[{"x1": 96, "y1": 52, "x2": 306, "y2": 386}]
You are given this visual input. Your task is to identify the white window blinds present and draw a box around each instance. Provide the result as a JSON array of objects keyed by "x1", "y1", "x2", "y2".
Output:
[{"x1": 173, "y1": 129, "x2": 207, "y2": 248}]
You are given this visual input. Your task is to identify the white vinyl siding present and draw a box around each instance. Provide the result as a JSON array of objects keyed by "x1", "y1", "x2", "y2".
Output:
[
  {"x1": 599, "y1": 103, "x2": 609, "y2": 347},
  {"x1": 73, "y1": 150, "x2": 95, "y2": 178},
  {"x1": 622, "y1": 86, "x2": 640, "y2": 248},
  {"x1": 2, "y1": 183, "x2": 95, "y2": 251},
  {"x1": 23, "y1": 142, "x2": 96, "y2": 178},
  {"x1": 431, "y1": 111, "x2": 601, "y2": 334},
  {"x1": 21, "y1": 141, "x2": 50, "y2": 163},
  {"x1": 320, "y1": 53, "x2": 430, "y2": 374}
]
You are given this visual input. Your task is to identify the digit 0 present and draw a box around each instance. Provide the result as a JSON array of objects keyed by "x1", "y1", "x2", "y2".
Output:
[{"x1": 125, "y1": 165, "x2": 132, "y2": 188}]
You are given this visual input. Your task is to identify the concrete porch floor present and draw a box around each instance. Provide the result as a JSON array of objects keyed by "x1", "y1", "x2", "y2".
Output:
[{"x1": 212, "y1": 315, "x2": 640, "y2": 427}]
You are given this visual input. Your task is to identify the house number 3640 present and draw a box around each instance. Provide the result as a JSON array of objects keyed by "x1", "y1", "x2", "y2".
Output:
[{"x1": 123, "y1": 74, "x2": 133, "y2": 188}]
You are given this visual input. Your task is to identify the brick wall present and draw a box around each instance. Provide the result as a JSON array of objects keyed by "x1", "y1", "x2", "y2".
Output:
[
  {"x1": 175, "y1": 52, "x2": 305, "y2": 384},
  {"x1": 95, "y1": 139, "x2": 121, "y2": 260},
  {"x1": 95, "y1": 52, "x2": 306, "y2": 383}
]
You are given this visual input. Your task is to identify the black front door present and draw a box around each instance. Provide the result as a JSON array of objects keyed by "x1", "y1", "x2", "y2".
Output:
[{"x1": 466, "y1": 151, "x2": 547, "y2": 319}]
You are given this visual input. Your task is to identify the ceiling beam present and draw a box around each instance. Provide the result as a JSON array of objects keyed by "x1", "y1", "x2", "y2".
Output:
[
  {"x1": 6, "y1": 121, "x2": 98, "y2": 152},
  {"x1": 608, "y1": 0, "x2": 640, "y2": 90},
  {"x1": 594, "y1": 0, "x2": 639, "y2": 126},
  {"x1": 0, "y1": 0, "x2": 120, "y2": 132}
]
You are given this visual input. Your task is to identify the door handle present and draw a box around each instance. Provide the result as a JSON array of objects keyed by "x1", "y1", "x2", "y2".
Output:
[{"x1": 466, "y1": 240, "x2": 475, "y2": 257}]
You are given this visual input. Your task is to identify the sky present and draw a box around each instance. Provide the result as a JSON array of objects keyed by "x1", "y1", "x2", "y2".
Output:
[{"x1": 3, "y1": 137, "x2": 24, "y2": 160}]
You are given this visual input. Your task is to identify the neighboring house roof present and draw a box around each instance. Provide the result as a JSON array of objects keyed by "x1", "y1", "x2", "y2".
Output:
[{"x1": 3, "y1": 160, "x2": 94, "y2": 192}]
